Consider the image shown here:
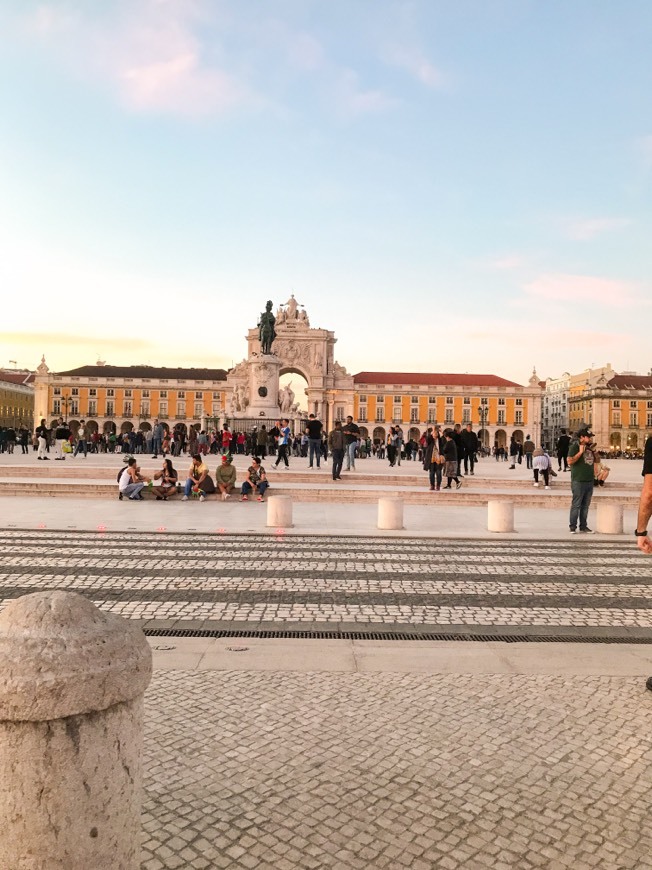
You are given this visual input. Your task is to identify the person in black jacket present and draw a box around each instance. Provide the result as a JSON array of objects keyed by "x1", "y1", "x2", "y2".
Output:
[
  {"x1": 443, "y1": 429, "x2": 463, "y2": 489},
  {"x1": 556, "y1": 430, "x2": 571, "y2": 471},
  {"x1": 461, "y1": 424, "x2": 479, "y2": 475},
  {"x1": 453, "y1": 424, "x2": 465, "y2": 476}
]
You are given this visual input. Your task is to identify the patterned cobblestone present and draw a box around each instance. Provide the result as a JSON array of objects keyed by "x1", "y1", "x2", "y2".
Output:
[{"x1": 142, "y1": 671, "x2": 652, "y2": 869}]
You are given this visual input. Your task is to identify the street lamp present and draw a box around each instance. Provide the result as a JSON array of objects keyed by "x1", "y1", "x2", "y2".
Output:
[
  {"x1": 61, "y1": 392, "x2": 70, "y2": 421},
  {"x1": 477, "y1": 404, "x2": 488, "y2": 448}
]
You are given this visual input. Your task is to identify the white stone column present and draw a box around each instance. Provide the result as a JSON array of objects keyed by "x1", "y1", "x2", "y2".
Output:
[
  {"x1": 378, "y1": 497, "x2": 404, "y2": 530},
  {"x1": 267, "y1": 495, "x2": 293, "y2": 528},
  {"x1": 0, "y1": 591, "x2": 152, "y2": 870},
  {"x1": 487, "y1": 500, "x2": 515, "y2": 533},
  {"x1": 596, "y1": 502, "x2": 624, "y2": 534}
]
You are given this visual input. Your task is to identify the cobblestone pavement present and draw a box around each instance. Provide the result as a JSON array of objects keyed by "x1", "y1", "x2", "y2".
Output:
[
  {"x1": 1, "y1": 530, "x2": 651, "y2": 635},
  {"x1": 142, "y1": 671, "x2": 652, "y2": 870}
]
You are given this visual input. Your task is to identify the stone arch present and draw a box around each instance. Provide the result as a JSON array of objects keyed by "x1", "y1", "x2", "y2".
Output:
[
  {"x1": 85, "y1": 420, "x2": 99, "y2": 435},
  {"x1": 478, "y1": 428, "x2": 489, "y2": 448},
  {"x1": 68, "y1": 419, "x2": 80, "y2": 436},
  {"x1": 373, "y1": 426, "x2": 386, "y2": 444},
  {"x1": 120, "y1": 421, "x2": 134, "y2": 434},
  {"x1": 408, "y1": 427, "x2": 421, "y2": 442},
  {"x1": 627, "y1": 432, "x2": 638, "y2": 449},
  {"x1": 494, "y1": 429, "x2": 507, "y2": 449},
  {"x1": 512, "y1": 429, "x2": 524, "y2": 443},
  {"x1": 139, "y1": 421, "x2": 152, "y2": 432},
  {"x1": 359, "y1": 427, "x2": 369, "y2": 439},
  {"x1": 103, "y1": 421, "x2": 116, "y2": 435},
  {"x1": 610, "y1": 431, "x2": 621, "y2": 449}
]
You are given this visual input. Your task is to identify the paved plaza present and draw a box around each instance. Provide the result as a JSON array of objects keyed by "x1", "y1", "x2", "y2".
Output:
[{"x1": 1, "y1": 528, "x2": 652, "y2": 868}]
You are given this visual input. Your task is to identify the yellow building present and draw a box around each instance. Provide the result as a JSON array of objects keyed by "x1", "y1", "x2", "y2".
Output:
[
  {"x1": 34, "y1": 357, "x2": 227, "y2": 436},
  {"x1": 352, "y1": 370, "x2": 543, "y2": 447},
  {"x1": 568, "y1": 372, "x2": 652, "y2": 454},
  {"x1": 0, "y1": 372, "x2": 35, "y2": 429}
]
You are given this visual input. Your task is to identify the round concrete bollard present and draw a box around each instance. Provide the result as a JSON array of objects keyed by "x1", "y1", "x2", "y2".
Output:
[
  {"x1": 0, "y1": 591, "x2": 152, "y2": 870},
  {"x1": 378, "y1": 497, "x2": 404, "y2": 530},
  {"x1": 487, "y1": 500, "x2": 515, "y2": 533},
  {"x1": 596, "y1": 501, "x2": 624, "y2": 534},
  {"x1": 267, "y1": 495, "x2": 293, "y2": 528}
]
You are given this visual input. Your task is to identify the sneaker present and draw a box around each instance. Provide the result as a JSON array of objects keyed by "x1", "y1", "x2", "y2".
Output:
[
  {"x1": 456, "y1": 480, "x2": 463, "y2": 490},
  {"x1": 257, "y1": 496, "x2": 263, "y2": 502},
  {"x1": 199, "y1": 493, "x2": 205, "y2": 501},
  {"x1": 579, "y1": 527, "x2": 595, "y2": 534},
  {"x1": 533, "y1": 482, "x2": 539, "y2": 487},
  {"x1": 182, "y1": 495, "x2": 189, "y2": 501},
  {"x1": 569, "y1": 528, "x2": 577, "y2": 534},
  {"x1": 222, "y1": 492, "x2": 228, "y2": 501},
  {"x1": 470, "y1": 472, "x2": 475, "y2": 475},
  {"x1": 241, "y1": 495, "x2": 248, "y2": 501},
  {"x1": 545, "y1": 485, "x2": 550, "y2": 490},
  {"x1": 118, "y1": 493, "x2": 123, "y2": 501},
  {"x1": 43, "y1": 457, "x2": 50, "y2": 460}
]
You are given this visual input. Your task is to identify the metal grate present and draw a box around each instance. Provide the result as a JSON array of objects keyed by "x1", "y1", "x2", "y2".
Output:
[{"x1": 144, "y1": 628, "x2": 652, "y2": 643}]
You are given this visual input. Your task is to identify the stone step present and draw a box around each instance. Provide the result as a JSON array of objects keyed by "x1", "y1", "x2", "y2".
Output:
[{"x1": 0, "y1": 479, "x2": 639, "y2": 508}]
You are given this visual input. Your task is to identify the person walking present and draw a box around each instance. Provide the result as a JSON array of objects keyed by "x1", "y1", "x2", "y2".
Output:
[
  {"x1": 424, "y1": 425, "x2": 444, "y2": 491},
  {"x1": 461, "y1": 423, "x2": 479, "y2": 475},
  {"x1": 274, "y1": 419, "x2": 291, "y2": 469},
  {"x1": 328, "y1": 420, "x2": 345, "y2": 481},
  {"x1": 556, "y1": 429, "x2": 570, "y2": 472},
  {"x1": 36, "y1": 419, "x2": 50, "y2": 460},
  {"x1": 568, "y1": 427, "x2": 597, "y2": 533},
  {"x1": 508, "y1": 434, "x2": 519, "y2": 469},
  {"x1": 442, "y1": 429, "x2": 463, "y2": 490},
  {"x1": 523, "y1": 435, "x2": 535, "y2": 470},
  {"x1": 343, "y1": 416, "x2": 360, "y2": 471},
  {"x1": 635, "y1": 434, "x2": 652, "y2": 553},
  {"x1": 73, "y1": 420, "x2": 88, "y2": 458}
]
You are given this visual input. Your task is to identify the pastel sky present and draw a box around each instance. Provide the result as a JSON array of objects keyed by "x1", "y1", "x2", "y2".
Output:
[{"x1": 1, "y1": 0, "x2": 651, "y2": 386}]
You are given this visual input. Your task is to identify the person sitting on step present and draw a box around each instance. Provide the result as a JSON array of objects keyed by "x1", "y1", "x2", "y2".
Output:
[
  {"x1": 182, "y1": 454, "x2": 216, "y2": 502},
  {"x1": 241, "y1": 456, "x2": 269, "y2": 502},
  {"x1": 215, "y1": 453, "x2": 237, "y2": 501}
]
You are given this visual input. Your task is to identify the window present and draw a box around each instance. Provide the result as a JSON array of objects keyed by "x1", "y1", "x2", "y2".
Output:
[
  {"x1": 195, "y1": 392, "x2": 203, "y2": 399},
  {"x1": 177, "y1": 402, "x2": 186, "y2": 418},
  {"x1": 336, "y1": 406, "x2": 344, "y2": 421},
  {"x1": 394, "y1": 395, "x2": 402, "y2": 404},
  {"x1": 124, "y1": 401, "x2": 132, "y2": 416},
  {"x1": 88, "y1": 401, "x2": 97, "y2": 416},
  {"x1": 89, "y1": 388, "x2": 97, "y2": 397},
  {"x1": 411, "y1": 396, "x2": 419, "y2": 404},
  {"x1": 428, "y1": 396, "x2": 437, "y2": 404},
  {"x1": 647, "y1": 401, "x2": 652, "y2": 410},
  {"x1": 515, "y1": 398, "x2": 523, "y2": 406},
  {"x1": 142, "y1": 389, "x2": 150, "y2": 398},
  {"x1": 630, "y1": 412, "x2": 638, "y2": 426},
  {"x1": 497, "y1": 410, "x2": 506, "y2": 424},
  {"x1": 410, "y1": 407, "x2": 418, "y2": 422},
  {"x1": 212, "y1": 403, "x2": 220, "y2": 415},
  {"x1": 445, "y1": 409, "x2": 454, "y2": 423},
  {"x1": 359, "y1": 410, "x2": 367, "y2": 423},
  {"x1": 53, "y1": 387, "x2": 61, "y2": 396},
  {"x1": 160, "y1": 391, "x2": 167, "y2": 398},
  {"x1": 71, "y1": 388, "x2": 79, "y2": 397},
  {"x1": 213, "y1": 392, "x2": 220, "y2": 400},
  {"x1": 427, "y1": 410, "x2": 437, "y2": 423},
  {"x1": 498, "y1": 398, "x2": 505, "y2": 406},
  {"x1": 359, "y1": 395, "x2": 367, "y2": 403},
  {"x1": 124, "y1": 389, "x2": 132, "y2": 398},
  {"x1": 480, "y1": 397, "x2": 488, "y2": 406},
  {"x1": 613, "y1": 412, "x2": 621, "y2": 426},
  {"x1": 194, "y1": 402, "x2": 203, "y2": 418},
  {"x1": 52, "y1": 399, "x2": 61, "y2": 414},
  {"x1": 463, "y1": 397, "x2": 471, "y2": 405},
  {"x1": 630, "y1": 401, "x2": 638, "y2": 409},
  {"x1": 613, "y1": 400, "x2": 620, "y2": 408},
  {"x1": 106, "y1": 401, "x2": 114, "y2": 416},
  {"x1": 376, "y1": 395, "x2": 384, "y2": 403},
  {"x1": 462, "y1": 408, "x2": 471, "y2": 423},
  {"x1": 647, "y1": 413, "x2": 652, "y2": 428},
  {"x1": 107, "y1": 389, "x2": 115, "y2": 397},
  {"x1": 446, "y1": 397, "x2": 453, "y2": 405},
  {"x1": 376, "y1": 409, "x2": 385, "y2": 422},
  {"x1": 141, "y1": 402, "x2": 150, "y2": 417},
  {"x1": 515, "y1": 410, "x2": 523, "y2": 424},
  {"x1": 159, "y1": 402, "x2": 168, "y2": 417},
  {"x1": 178, "y1": 391, "x2": 185, "y2": 399}
]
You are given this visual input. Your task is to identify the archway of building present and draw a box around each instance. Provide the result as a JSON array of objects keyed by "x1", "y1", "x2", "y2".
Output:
[
  {"x1": 408, "y1": 427, "x2": 421, "y2": 442},
  {"x1": 513, "y1": 429, "x2": 524, "y2": 443},
  {"x1": 373, "y1": 426, "x2": 386, "y2": 444},
  {"x1": 610, "y1": 432, "x2": 621, "y2": 449},
  {"x1": 478, "y1": 428, "x2": 489, "y2": 447},
  {"x1": 359, "y1": 427, "x2": 369, "y2": 439},
  {"x1": 120, "y1": 421, "x2": 134, "y2": 434},
  {"x1": 627, "y1": 432, "x2": 638, "y2": 449},
  {"x1": 103, "y1": 421, "x2": 116, "y2": 435},
  {"x1": 279, "y1": 367, "x2": 309, "y2": 413},
  {"x1": 85, "y1": 420, "x2": 99, "y2": 435},
  {"x1": 494, "y1": 429, "x2": 507, "y2": 449},
  {"x1": 139, "y1": 421, "x2": 152, "y2": 432},
  {"x1": 68, "y1": 420, "x2": 80, "y2": 436}
]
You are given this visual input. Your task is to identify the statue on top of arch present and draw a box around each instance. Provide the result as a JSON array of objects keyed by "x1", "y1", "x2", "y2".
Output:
[{"x1": 276, "y1": 293, "x2": 310, "y2": 328}]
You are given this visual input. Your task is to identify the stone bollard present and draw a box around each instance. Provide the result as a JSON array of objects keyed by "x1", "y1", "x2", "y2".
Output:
[
  {"x1": 596, "y1": 502, "x2": 624, "y2": 534},
  {"x1": 267, "y1": 494, "x2": 293, "y2": 528},
  {"x1": 378, "y1": 497, "x2": 404, "y2": 530},
  {"x1": 487, "y1": 500, "x2": 515, "y2": 533},
  {"x1": 0, "y1": 591, "x2": 152, "y2": 870}
]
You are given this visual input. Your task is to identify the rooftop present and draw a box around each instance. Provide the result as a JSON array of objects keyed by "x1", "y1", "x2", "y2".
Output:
[
  {"x1": 353, "y1": 372, "x2": 523, "y2": 388},
  {"x1": 56, "y1": 365, "x2": 228, "y2": 381},
  {"x1": 607, "y1": 375, "x2": 652, "y2": 391}
]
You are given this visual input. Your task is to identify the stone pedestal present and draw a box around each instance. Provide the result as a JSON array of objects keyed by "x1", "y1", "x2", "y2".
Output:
[
  {"x1": 487, "y1": 500, "x2": 515, "y2": 533},
  {"x1": 0, "y1": 592, "x2": 152, "y2": 869},
  {"x1": 378, "y1": 497, "x2": 404, "y2": 530},
  {"x1": 596, "y1": 502, "x2": 624, "y2": 534},
  {"x1": 247, "y1": 354, "x2": 282, "y2": 419},
  {"x1": 267, "y1": 495, "x2": 293, "y2": 528}
]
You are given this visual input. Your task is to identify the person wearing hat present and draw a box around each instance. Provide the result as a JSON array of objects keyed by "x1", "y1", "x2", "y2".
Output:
[
  {"x1": 567, "y1": 426, "x2": 597, "y2": 533},
  {"x1": 635, "y1": 434, "x2": 652, "y2": 554},
  {"x1": 215, "y1": 453, "x2": 237, "y2": 501}
]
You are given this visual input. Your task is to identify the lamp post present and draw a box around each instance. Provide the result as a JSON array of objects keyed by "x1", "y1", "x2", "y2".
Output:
[
  {"x1": 477, "y1": 404, "x2": 488, "y2": 449},
  {"x1": 61, "y1": 393, "x2": 70, "y2": 421}
]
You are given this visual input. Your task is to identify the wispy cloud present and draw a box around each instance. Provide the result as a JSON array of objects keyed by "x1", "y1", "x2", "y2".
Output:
[
  {"x1": 384, "y1": 46, "x2": 445, "y2": 90},
  {"x1": 523, "y1": 273, "x2": 648, "y2": 307},
  {"x1": 336, "y1": 69, "x2": 395, "y2": 116},
  {"x1": 635, "y1": 134, "x2": 652, "y2": 168},
  {"x1": 487, "y1": 254, "x2": 527, "y2": 271},
  {"x1": 562, "y1": 216, "x2": 631, "y2": 241}
]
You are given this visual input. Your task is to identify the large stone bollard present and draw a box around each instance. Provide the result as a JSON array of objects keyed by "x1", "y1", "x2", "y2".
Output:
[
  {"x1": 378, "y1": 497, "x2": 404, "y2": 530},
  {"x1": 267, "y1": 495, "x2": 293, "y2": 528},
  {"x1": 0, "y1": 591, "x2": 152, "y2": 869},
  {"x1": 596, "y1": 501, "x2": 624, "y2": 534},
  {"x1": 487, "y1": 500, "x2": 515, "y2": 533}
]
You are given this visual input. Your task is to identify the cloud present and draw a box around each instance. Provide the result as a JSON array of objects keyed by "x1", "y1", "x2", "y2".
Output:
[
  {"x1": 522, "y1": 273, "x2": 649, "y2": 307},
  {"x1": 635, "y1": 135, "x2": 652, "y2": 168},
  {"x1": 487, "y1": 254, "x2": 526, "y2": 271},
  {"x1": 0, "y1": 332, "x2": 153, "y2": 350},
  {"x1": 563, "y1": 217, "x2": 631, "y2": 241},
  {"x1": 384, "y1": 46, "x2": 445, "y2": 90},
  {"x1": 336, "y1": 69, "x2": 395, "y2": 116}
]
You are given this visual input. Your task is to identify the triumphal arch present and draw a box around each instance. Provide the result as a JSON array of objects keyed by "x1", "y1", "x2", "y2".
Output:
[{"x1": 225, "y1": 295, "x2": 354, "y2": 429}]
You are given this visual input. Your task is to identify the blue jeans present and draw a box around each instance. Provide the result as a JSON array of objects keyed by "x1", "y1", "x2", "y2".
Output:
[
  {"x1": 151, "y1": 437, "x2": 161, "y2": 456},
  {"x1": 74, "y1": 439, "x2": 87, "y2": 457},
  {"x1": 121, "y1": 482, "x2": 145, "y2": 500},
  {"x1": 308, "y1": 439, "x2": 322, "y2": 467},
  {"x1": 345, "y1": 441, "x2": 357, "y2": 470},
  {"x1": 570, "y1": 480, "x2": 594, "y2": 530},
  {"x1": 331, "y1": 449, "x2": 344, "y2": 479},
  {"x1": 242, "y1": 480, "x2": 269, "y2": 497}
]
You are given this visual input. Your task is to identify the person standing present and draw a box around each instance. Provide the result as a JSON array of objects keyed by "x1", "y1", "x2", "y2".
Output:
[
  {"x1": 73, "y1": 420, "x2": 88, "y2": 458},
  {"x1": 568, "y1": 427, "x2": 597, "y2": 533},
  {"x1": 328, "y1": 420, "x2": 345, "y2": 481},
  {"x1": 54, "y1": 418, "x2": 70, "y2": 461},
  {"x1": 443, "y1": 429, "x2": 463, "y2": 490},
  {"x1": 453, "y1": 424, "x2": 464, "y2": 476},
  {"x1": 274, "y1": 419, "x2": 291, "y2": 468},
  {"x1": 461, "y1": 424, "x2": 479, "y2": 476},
  {"x1": 306, "y1": 413, "x2": 323, "y2": 468},
  {"x1": 635, "y1": 435, "x2": 652, "y2": 554},
  {"x1": 523, "y1": 435, "x2": 535, "y2": 469},
  {"x1": 36, "y1": 419, "x2": 50, "y2": 460},
  {"x1": 256, "y1": 425, "x2": 269, "y2": 459},
  {"x1": 151, "y1": 419, "x2": 163, "y2": 458},
  {"x1": 556, "y1": 429, "x2": 570, "y2": 472},
  {"x1": 343, "y1": 416, "x2": 360, "y2": 471},
  {"x1": 508, "y1": 434, "x2": 519, "y2": 469}
]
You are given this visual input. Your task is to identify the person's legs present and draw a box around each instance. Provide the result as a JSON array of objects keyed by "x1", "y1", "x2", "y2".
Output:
[
  {"x1": 183, "y1": 478, "x2": 194, "y2": 497},
  {"x1": 429, "y1": 464, "x2": 436, "y2": 489},
  {"x1": 533, "y1": 469, "x2": 539, "y2": 484},
  {"x1": 37, "y1": 437, "x2": 47, "y2": 459},
  {"x1": 435, "y1": 465, "x2": 442, "y2": 490},
  {"x1": 542, "y1": 468, "x2": 550, "y2": 487},
  {"x1": 308, "y1": 439, "x2": 317, "y2": 467},
  {"x1": 569, "y1": 480, "x2": 584, "y2": 530},
  {"x1": 124, "y1": 482, "x2": 145, "y2": 500},
  {"x1": 579, "y1": 483, "x2": 594, "y2": 530},
  {"x1": 348, "y1": 441, "x2": 356, "y2": 470},
  {"x1": 526, "y1": 453, "x2": 532, "y2": 469},
  {"x1": 257, "y1": 480, "x2": 269, "y2": 499},
  {"x1": 332, "y1": 449, "x2": 343, "y2": 479},
  {"x1": 463, "y1": 453, "x2": 469, "y2": 474},
  {"x1": 241, "y1": 481, "x2": 253, "y2": 499}
]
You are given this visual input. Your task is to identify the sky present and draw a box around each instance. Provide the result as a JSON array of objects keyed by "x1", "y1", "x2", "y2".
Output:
[{"x1": 1, "y1": 0, "x2": 651, "y2": 386}]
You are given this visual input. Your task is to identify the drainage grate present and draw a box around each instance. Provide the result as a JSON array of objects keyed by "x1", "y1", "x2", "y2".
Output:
[{"x1": 143, "y1": 628, "x2": 652, "y2": 643}]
